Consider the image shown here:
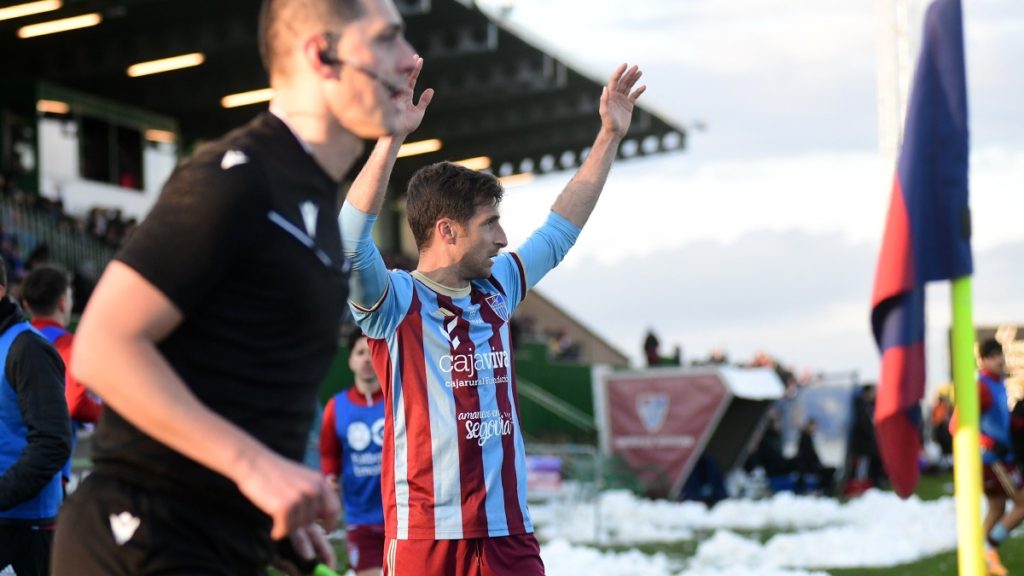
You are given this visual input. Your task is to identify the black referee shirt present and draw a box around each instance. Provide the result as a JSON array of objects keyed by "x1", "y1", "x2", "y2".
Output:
[{"x1": 94, "y1": 112, "x2": 350, "y2": 519}]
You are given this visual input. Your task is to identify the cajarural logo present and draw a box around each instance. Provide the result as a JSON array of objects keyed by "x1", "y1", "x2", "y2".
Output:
[
  {"x1": 437, "y1": 314, "x2": 510, "y2": 379},
  {"x1": 439, "y1": 349, "x2": 511, "y2": 378}
]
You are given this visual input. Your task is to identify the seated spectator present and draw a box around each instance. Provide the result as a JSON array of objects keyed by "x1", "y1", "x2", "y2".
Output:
[{"x1": 795, "y1": 418, "x2": 836, "y2": 496}]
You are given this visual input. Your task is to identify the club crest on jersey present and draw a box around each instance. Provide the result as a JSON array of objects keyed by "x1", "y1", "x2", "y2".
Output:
[
  {"x1": 484, "y1": 294, "x2": 509, "y2": 323},
  {"x1": 636, "y1": 393, "x2": 669, "y2": 434}
]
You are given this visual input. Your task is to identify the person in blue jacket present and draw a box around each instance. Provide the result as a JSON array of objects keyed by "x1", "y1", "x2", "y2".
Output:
[
  {"x1": 320, "y1": 330, "x2": 385, "y2": 576},
  {"x1": 0, "y1": 257, "x2": 71, "y2": 576}
]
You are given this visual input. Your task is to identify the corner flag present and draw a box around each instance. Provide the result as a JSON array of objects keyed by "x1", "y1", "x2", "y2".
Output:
[{"x1": 870, "y1": 0, "x2": 971, "y2": 499}]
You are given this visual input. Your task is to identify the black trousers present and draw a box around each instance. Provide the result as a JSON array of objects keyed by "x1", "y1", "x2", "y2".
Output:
[
  {"x1": 51, "y1": 472, "x2": 272, "y2": 576},
  {"x1": 0, "y1": 524, "x2": 54, "y2": 576}
]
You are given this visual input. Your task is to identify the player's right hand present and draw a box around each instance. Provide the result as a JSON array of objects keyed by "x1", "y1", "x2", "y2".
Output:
[
  {"x1": 235, "y1": 450, "x2": 341, "y2": 539},
  {"x1": 272, "y1": 523, "x2": 338, "y2": 575}
]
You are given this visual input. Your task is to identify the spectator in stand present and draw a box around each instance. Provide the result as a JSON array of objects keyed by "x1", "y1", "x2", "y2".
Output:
[
  {"x1": 0, "y1": 234, "x2": 25, "y2": 284},
  {"x1": 21, "y1": 265, "x2": 102, "y2": 485},
  {"x1": 795, "y1": 418, "x2": 835, "y2": 496},
  {"x1": 549, "y1": 327, "x2": 579, "y2": 361},
  {"x1": 643, "y1": 329, "x2": 660, "y2": 366},
  {"x1": 746, "y1": 410, "x2": 792, "y2": 478},
  {"x1": 845, "y1": 385, "x2": 885, "y2": 494},
  {"x1": 319, "y1": 330, "x2": 385, "y2": 576},
  {"x1": 0, "y1": 257, "x2": 71, "y2": 576},
  {"x1": 25, "y1": 243, "x2": 50, "y2": 273}
]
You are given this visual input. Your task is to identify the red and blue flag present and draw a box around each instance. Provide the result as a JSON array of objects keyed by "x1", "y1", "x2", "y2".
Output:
[{"x1": 871, "y1": 0, "x2": 971, "y2": 499}]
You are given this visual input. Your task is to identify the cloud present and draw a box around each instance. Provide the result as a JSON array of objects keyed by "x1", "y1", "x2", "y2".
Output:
[
  {"x1": 524, "y1": 231, "x2": 1024, "y2": 390},
  {"x1": 527, "y1": 229, "x2": 877, "y2": 374},
  {"x1": 482, "y1": 0, "x2": 1024, "y2": 159}
]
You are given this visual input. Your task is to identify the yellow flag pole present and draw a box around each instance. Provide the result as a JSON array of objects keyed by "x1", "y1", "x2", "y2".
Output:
[{"x1": 951, "y1": 275, "x2": 984, "y2": 575}]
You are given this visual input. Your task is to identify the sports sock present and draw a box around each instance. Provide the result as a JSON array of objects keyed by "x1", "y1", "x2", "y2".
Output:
[{"x1": 988, "y1": 523, "x2": 1009, "y2": 548}]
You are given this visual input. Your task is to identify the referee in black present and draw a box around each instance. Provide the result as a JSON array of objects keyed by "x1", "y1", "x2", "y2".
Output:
[{"x1": 51, "y1": 0, "x2": 432, "y2": 573}]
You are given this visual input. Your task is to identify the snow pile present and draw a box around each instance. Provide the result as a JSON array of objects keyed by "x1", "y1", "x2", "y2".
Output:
[{"x1": 534, "y1": 488, "x2": 959, "y2": 573}]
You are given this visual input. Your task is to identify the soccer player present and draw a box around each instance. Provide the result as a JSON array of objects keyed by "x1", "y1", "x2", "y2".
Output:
[
  {"x1": 964, "y1": 339, "x2": 1024, "y2": 576},
  {"x1": 50, "y1": 0, "x2": 430, "y2": 574},
  {"x1": 21, "y1": 265, "x2": 102, "y2": 485},
  {"x1": 341, "y1": 64, "x2": 645, "y2": 575},
  {"x1": 320, "y1": 330, "x2": 385, "y2": 576},
  {"x1": 0, "y1": 258, "x2": 71, "y2": 576}
]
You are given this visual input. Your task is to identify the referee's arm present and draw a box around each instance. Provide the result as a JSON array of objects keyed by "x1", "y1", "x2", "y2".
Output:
[{"x1": 71, "y1": 263, "x2": 338, "y2": 539}]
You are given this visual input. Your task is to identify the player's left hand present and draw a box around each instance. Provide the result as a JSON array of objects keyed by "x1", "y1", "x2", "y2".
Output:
[
  {"x1": 600, "y1": 63, "x2": 646, "y2": 138},
  {"x1": 393, "y1": 56, "x2": 434, "y2": 137}
]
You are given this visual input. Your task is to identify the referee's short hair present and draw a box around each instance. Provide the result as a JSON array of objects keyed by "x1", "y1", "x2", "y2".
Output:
[
  {"x1": 258, "y1": 0, "x2": 365, "y2": 79},
  {"x1": 405, "y1": 161, "x2": 505, "y2": 251},
  {"x1": 21, "y1": 265, "x2": 70, "y2": 316}
]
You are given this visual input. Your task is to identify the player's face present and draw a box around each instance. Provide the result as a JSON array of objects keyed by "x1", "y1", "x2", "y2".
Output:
[
  {"x1": 455, "y1": 202, "x2": 507, "y2": 281},
  {"x1": 982, "y1": 352, "x2": 1006, "y2": 378},
  {"x1": 327, "y1": 0, "x2": 417, "y2": 138},
  {"x1": 349, "y1": 336, "x2": 379, "y2": 389}
]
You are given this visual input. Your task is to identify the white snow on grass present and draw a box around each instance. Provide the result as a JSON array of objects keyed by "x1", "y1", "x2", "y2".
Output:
[{"x1": 534, "y1": 488, "x2": 959, "y2": 574}]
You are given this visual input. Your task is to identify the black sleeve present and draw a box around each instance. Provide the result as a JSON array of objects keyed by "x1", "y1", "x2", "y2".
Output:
[
  {"x1": 0, "y1": 332, "x2": 71, "y2": 511},
  {"x1": 116, "y1": 154, "x2": 264, "y2": 315}
]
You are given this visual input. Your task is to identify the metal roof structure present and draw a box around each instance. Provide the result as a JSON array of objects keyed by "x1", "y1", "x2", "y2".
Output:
[{"x1": 1, "y1": 0, "x2": 685, "y2": 192}]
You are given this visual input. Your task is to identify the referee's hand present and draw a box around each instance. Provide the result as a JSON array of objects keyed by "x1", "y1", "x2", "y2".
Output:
[{"x1": 235, "y1": 451, "x2": 340, "y2": 539}]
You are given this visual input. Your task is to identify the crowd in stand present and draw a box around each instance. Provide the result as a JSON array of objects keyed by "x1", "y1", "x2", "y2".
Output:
[{"x1": 1, "y1": 175, "x2": 138, "y2": 253}]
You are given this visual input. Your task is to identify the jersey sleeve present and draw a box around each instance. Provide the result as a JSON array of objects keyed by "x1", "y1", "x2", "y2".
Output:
[
  {"x1": 116, "y1": 154, "x2": 263, "y2": 315},
  {"x1": 339, "y1": 201, "x2": 413, "y2": 338},
  {"x1": 492, "y1": 210, "x2": 581, "y2": 312},
  {"x1": 59, "y1": 336, "x2": 101, "y2": 423},
  {"x1": 350, "y1": 272, "x2": 414, "y2": 339},
  {"x1": 319, "y1": 398, "x2": 342, "y2": 478},
  {"x1": 979, "y1": 380, "x2": 994, "y2": 412}
]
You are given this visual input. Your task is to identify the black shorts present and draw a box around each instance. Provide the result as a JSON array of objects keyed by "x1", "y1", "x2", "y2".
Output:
[
  {"x1": 52, "y1": 472, "x2": 272, "y2": 575},
  {"x1": 0, "y1": 524, "x2": 54, "y2": 576}
]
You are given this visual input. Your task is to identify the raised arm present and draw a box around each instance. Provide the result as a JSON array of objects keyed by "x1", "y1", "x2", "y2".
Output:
[
  {"x1": 342, "y1": 57, "x2": 432, "y2": 310},
  {"x1": 346, "y1": 57, "x2": 433, "y2": 217},
  {"x1": 551, "y1": 63, "x2": 646, "y2": 228}
]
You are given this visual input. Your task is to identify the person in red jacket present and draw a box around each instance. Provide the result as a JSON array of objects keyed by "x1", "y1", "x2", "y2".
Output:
[{"x1": 21, "y1": 265, "x2": 101, "y2": 483}]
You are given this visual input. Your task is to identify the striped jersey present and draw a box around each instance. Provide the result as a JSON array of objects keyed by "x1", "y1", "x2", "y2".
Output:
[{"x1": 343, "y1": 205, "x2": 580, "y2": 540}]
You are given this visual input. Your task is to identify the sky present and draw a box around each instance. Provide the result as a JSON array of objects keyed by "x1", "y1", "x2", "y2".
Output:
[{"x1": 473, "y1": 0, "x2": 1024, "y2": 389}]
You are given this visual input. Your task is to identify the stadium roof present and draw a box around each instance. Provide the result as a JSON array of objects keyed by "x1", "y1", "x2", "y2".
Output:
[{"x1": 1, "y1": 0, "x2": 685, "y2": 190}]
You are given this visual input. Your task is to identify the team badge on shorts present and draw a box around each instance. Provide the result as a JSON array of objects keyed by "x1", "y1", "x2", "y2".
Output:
[{"x1": 485, "y1": 294, "x2": 510, "y2": 323}]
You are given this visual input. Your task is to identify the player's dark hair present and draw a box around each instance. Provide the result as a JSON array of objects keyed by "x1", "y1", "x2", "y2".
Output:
[
  {"x1": 0, "y1": 256, "x2": 6, "y2": 288},
  {"x1": 979, "y1": 338, "x2": 1003, "y2": 360},
  {"x1": 21, "y1": 265, "x2": 70, "y2": 316},
  {"x1": 346, "y1": 329, "x2": 367, "y2": 350},
  {"x1": 406, "y1": 161, "x2": 504, "y2": 251}
]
